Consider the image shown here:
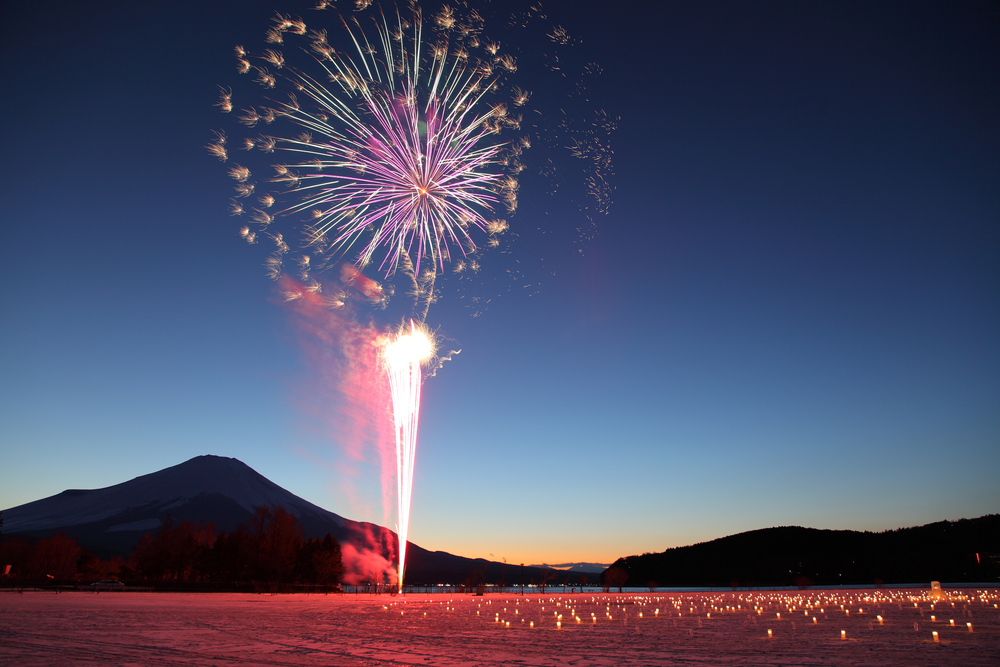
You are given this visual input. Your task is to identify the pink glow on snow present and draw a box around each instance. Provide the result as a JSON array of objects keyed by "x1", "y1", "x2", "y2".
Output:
[{"x1": 3, "y1": 589, "x2": 998, "y2": 665}]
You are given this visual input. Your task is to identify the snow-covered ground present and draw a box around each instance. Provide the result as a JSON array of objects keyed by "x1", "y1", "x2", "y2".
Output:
[{"x1": 2, "y1": 589, "x2": 997, "y2": 665}]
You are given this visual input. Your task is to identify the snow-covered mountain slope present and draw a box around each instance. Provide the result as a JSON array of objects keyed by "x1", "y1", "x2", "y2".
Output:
[{"x1": 2, "y1": 456, "x2": 346, "y2": 545}]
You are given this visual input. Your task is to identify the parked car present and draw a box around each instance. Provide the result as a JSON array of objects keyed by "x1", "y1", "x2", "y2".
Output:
[{"x1": 90, "y1": 580, "x2": 125, "y2": 590}]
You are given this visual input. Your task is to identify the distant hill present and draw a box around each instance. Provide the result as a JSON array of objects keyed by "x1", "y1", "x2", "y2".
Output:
[
  {"x1": 0, "y1": 455, "x2": 580, "y2": 586},
  {"x1": 608, "y1": 516, "x2": 1000, "y2": 588},
  {"x1": 531, "y1": 562, "x2": 611, "y2": 574}
]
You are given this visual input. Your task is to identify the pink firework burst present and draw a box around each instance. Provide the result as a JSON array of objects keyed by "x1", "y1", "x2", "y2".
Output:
[{"x1": 227, "y1": 5, "x2": 521, "y2": 278}]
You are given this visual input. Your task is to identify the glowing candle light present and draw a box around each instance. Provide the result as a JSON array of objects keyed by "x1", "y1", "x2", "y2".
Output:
[
  {"x1": 967, "y1": 622, "x2": 973, "y2": 632},
  {"x1": 933, "y1": 631, "x2": 939, "y2": 642},
  {"x1": 841, "y1": 630, "x2": 846, "y2": 640},
  {"x1": 877, "y1": 615, "x2": 883, "y2": 625},
  {"x1": 931, "y1": 615, "x2": 936, "y2": 622},
  {"x1": 813, "y1": 617, "x2": 817, "y2": 624},
  {"x1": 530, "y1": 621, "x2": 534, "y2": 628},
  {"x1": 767, "y1": 629, "x2": 772, "y2": 638}
]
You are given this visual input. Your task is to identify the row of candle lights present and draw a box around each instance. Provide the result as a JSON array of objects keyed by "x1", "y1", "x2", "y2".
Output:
[{"x1": 378, "y1": 588, "x2": 996, "y2": 638}]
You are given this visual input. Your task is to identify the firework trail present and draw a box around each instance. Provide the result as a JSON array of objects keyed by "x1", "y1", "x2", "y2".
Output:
[{"x1": 382, "y1": 321, "x2": 434, "y2": 591}]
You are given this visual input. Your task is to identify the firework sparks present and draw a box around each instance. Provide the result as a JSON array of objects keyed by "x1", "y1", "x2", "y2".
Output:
[
  {"x1": 216, "y1": 0, "x2": 613, "y2": 590},
  {"x1": 220, "y1": 4, "x2": 521, "y2": 283},
  {"x1": 382, "y1": 321, "x2": 434, "y2": 590},
  {"x1": 216, "y1": 1, "x2": 613, "y2": 310},
  {"x1": 216, "y1": 4, "x2": 528, "y2": 588}
]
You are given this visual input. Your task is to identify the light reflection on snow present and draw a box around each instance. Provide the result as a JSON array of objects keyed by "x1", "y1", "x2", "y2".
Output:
[{"x1": 2, "y1": 588, "x2": 998, "y2": 665}]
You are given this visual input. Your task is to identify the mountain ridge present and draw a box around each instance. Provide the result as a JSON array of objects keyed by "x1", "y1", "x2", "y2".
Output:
[
  {"x1": 3, "y1": 455, "x2": 346, "y2": 534},
  {"x1": 6, "y1": 456, "x2": 996, "y2": 587},
  {"x1": 608, "y1": 517, "x2": 1000, "y2": 587},
  {"x1": 0, "y1": 455, "x2": 583, "y2": 586}
]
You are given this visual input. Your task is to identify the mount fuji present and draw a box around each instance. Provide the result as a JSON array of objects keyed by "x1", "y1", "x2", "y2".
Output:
[
  {"x1": 1, "y1": 455, "x2": 568, "y2": 585},
  {"x1": 2, "y1": 456, "x2": 353, "y2": 553}
]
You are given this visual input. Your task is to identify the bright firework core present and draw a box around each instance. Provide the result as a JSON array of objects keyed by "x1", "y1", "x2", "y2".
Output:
[{"x1": 383, "y1": 322, "x2": 434, "y2": 591}]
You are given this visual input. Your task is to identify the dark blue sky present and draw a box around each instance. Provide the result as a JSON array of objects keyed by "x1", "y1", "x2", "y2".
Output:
[{"x1": 2, "y1": 0, "x2": 997, "y2": 564}]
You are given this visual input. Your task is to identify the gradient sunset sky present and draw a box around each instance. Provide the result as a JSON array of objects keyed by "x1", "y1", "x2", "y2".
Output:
[{"x1": 1, "y1": 0, "x2": 997, "y2": 565}]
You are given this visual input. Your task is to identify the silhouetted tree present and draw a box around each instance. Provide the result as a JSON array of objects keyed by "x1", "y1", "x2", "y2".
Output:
[
  {"x1": 208, "y1": 524, "x2": 253, "y2": 583},
  {"x1": 77, "y1": 551, "x2": 123, "y2": 581},
  {"x1": 77, "y1": 551, "x2": 100, "y2": 579},
  {"x1": 30, "y1": 532, "x2": 81, "y2": 580},
  {"x1": 313, "y1": 535, "x2": 343, "y2": 585},
  {"x1": 130, "y1": 517, "x2": 216, "y2": 581},
  {"x1": 0, "y1": 536, "x2": 30, "y2": 578},
  {"x1": 248, "y1": 505, "x2": 273, "y2": 578},
  {"x1": 131, "y1": 532, "x2": 165, "y2": 581},
  {"x1": 295, "y1": 534, "x2": 343, "y2": 585},
  {"x1": 463, "y1": 565, "x2": 486, "y2": 593},
  {"x1": 122, "y1": 506, "x2": 347, "y2": 588},
  {"x1": 536, "y1": 567, "x2": 557, "y2": 594},
  {"x1": 97, "y1": 556, "x2": 124, "y2": 581},
  {"x1": 497, "y1": 559, "x2": 508, "y2": 592},
  {"x1": 259, "y1": 507, "x2": 303, "y2": 584},
  {"x1": 602, "y1": 566, "x2": 628, "y2": 593}
]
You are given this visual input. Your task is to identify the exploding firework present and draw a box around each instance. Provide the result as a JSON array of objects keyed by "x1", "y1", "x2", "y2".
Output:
[
  {"x1": 212, "y1": 2, "x2": 525, "y2": 292},
  {"x1": 381, "y1": 322, "x2": 434, "y2": 591},
  {"x1": 216, "y1": 1, "x2": 524, "y2": 589},
  {"x1": 215, "y1": 0, "x2": 613, "y2": 589}
]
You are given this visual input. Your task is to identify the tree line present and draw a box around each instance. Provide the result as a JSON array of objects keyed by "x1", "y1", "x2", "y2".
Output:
[{"x1": 0, "y1": 506, "x2": 343, "y2": 587}]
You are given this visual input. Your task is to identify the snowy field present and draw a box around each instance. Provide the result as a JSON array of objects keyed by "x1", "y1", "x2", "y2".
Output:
[{"x1": 2, "y1": 589, "x2": 998, "y2": 666}]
